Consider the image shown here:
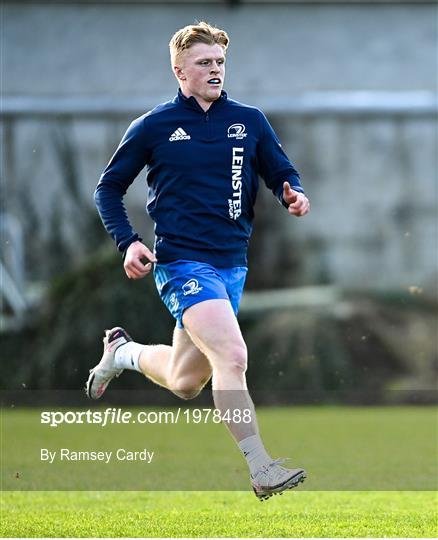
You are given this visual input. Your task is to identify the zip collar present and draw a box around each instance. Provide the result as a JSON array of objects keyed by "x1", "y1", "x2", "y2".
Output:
[{"x1": 174, "y1": 88, "x2": 228, "y2": 113}]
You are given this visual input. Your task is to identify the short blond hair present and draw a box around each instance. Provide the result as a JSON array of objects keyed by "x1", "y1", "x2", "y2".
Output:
[{"x1": 169, "y1": 21, "x2": 229, "y2": 65}]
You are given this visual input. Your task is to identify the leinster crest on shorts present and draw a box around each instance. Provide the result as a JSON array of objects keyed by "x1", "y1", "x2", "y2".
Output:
[{"x1": 182, "y1": 279, "x2": 203, "y2": 296}]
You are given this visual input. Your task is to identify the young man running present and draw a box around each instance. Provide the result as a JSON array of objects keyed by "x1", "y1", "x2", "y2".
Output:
[{"x1": 87, "y1": 22, "x2": 310, "y2": 500}]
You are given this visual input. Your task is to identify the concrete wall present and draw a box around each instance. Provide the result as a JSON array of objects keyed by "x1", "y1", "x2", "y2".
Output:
[
  {"x1": 276, "y1": 113, "x2": 437, "y2": 289},
  {"x1": 2, "y1": 1, "x2": 437, "y2": 293},
  {"x1": 5, "y1": 3, "x2": 436, "y2": 96}
]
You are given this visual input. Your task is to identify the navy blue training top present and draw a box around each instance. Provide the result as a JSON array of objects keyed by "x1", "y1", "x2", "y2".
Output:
[{"x1": 95, "y1": 89, "x2": 304, "y2": 267}]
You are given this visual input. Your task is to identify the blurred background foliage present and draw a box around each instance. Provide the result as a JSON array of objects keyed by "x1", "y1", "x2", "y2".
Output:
[{"x1": 1, "y1": 247, "x2": 436, "y2": 403}]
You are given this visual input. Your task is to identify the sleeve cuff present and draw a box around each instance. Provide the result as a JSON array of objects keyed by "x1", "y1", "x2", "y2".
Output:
[{"x1": 120, "y1": 234, "x2": 142, "y2": 258}]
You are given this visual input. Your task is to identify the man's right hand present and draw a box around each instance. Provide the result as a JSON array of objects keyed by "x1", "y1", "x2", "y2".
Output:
[{"x1": 123, "y1": 241, "x2": 157, "y2": 280}]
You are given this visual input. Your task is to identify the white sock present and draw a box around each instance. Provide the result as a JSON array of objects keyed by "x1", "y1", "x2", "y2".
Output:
[
  {"x1": 114, "y1": 342, "x2": 144, "y2": 372},
  {"x1": 238, "y1": 434, "x2": 272, "y2": 475}
]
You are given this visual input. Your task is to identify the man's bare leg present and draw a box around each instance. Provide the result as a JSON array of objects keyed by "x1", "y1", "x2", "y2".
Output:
[
  {"x1": 87, "y1": 325, "x2": 211, "y2": 400},
  {"x1": 141, "y1": 326, "x2": 213, "y2": 398},
  {"x1": 181, "y1": 299, "x2": 306, "y2": 498},
  {"x1": 182, "y1": 299, "x2": 263, "y2": 442},
  {"x1": 124, "y1": 326, "x2": 212, "y2": 399},
  {"x1": 86, "y1": 305, "x2": 306, "y2": 498}
]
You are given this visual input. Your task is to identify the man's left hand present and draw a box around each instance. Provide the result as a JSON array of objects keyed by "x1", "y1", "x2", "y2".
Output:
[{"x1": 283, "y1": 181, "x2": 310, "y2": 217}]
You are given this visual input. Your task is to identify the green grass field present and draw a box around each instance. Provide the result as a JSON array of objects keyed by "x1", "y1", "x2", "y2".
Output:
[
  {"x1": 1, "y1": 490, "x2": 437, "y2": 537},
  {"x1": 1, "y1": 405, "x2": 437, "y2": 537}
]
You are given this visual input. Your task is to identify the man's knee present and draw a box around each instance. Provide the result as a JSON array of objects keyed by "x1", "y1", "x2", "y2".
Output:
[
  {"x1": 169, "y1": 375, "x2": 209, "y2": 400},
  {"x1": 218, "y1": 343, "x2": 248, "y2": 375}
]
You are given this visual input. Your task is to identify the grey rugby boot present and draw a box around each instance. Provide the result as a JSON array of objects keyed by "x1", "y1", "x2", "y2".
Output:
[
  {"x1": 251, "y1": 458, "x2": 306, "y2": 501},
  {"x1": 86, "y1": 327, "x2": 132, "y2": 399}
]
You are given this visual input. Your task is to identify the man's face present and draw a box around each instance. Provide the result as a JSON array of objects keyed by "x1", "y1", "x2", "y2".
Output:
[{"x1": 175, "y1": 43, "x2": 226, "y2": 110}]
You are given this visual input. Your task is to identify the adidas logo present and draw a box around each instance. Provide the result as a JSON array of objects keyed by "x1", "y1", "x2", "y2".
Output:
[{"x1": 169, "y1": 127, "x2": 191, "y2": 142}]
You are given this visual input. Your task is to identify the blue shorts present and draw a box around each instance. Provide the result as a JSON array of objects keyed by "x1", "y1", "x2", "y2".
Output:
[{"x1": 153, "y1": 260, "x2": 248, "y2": 328}]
